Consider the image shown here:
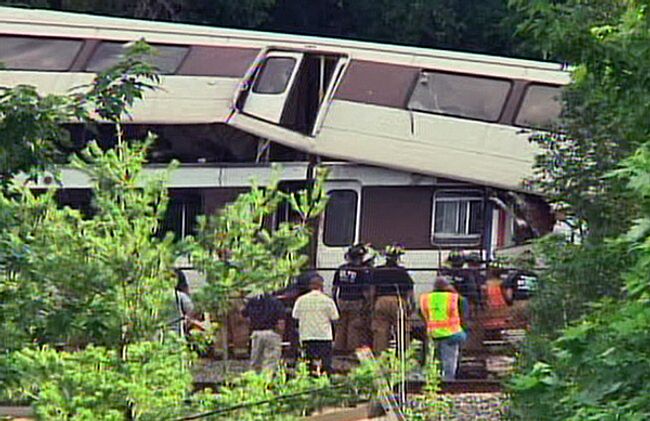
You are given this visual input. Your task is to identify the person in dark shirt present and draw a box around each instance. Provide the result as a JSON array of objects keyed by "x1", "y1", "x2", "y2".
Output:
[
  {"x1": 503, "y1": 270, "x2": 538, "y2": 303},
  {"x1": 333, "y1": 243, "x2": 372, "y2": 353},
  {"x1": 370, "y1": 244, "x2": 414, "y2": 354},
  {"x1": 242, "y1": 293, "x2": 285, "y2": 372},
  {"x1": 441, "y1": 251, "x2": 481, "y2": 318},
  {"x1": 465, "y1": 252, "x2": 487, "y2": 313}
]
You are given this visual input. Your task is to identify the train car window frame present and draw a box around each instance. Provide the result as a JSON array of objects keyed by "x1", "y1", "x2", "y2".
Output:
[
  {"x1": 252, "y1": 56, "x2": 298, "y2": 94},
  {"x1": 323, "y1": 189, "x2": 358, "y2": 247},
  {"x1": 406, "y1": 70, "x2": 512, "y2": 123},
  {"x1": 431, "y1": 190, "x2": 484, "y2": 246},
  {"x1": 160, "y1": 190, "x2": 203, "y2": 240},
  {"x1": 85, "y1": 41, "x2": 190, "y2": 74},
  {"x1": 0, "y1": 35, "x2": 84, "y2": 71},
  {"x1": 514, "y1": 83, "x2": 563, "y2": 130}
]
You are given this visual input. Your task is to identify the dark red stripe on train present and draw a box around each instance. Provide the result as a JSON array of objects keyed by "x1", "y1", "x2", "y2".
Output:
[
  {"x1": 177, "y1": 46, "x2": 259, "y2": 77},
  {"x1": 334, "y1": 60, "x2": 419, "y2": 108}
]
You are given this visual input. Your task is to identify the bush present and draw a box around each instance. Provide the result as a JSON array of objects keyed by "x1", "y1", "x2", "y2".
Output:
[{"x1": 2, "y1": 341, "x2": 194, "y2": 420}]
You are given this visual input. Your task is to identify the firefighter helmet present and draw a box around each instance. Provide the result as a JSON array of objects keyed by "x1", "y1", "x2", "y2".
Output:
[
  {"x1": 345, "y1": 243, "x2": 369, "y2": 260},
  {"x1": 384, "y1": 244, "x2": 405, "y2": 259},
  {"x1": 447, "y1": 250, "x2": 465, "y2": 267}
]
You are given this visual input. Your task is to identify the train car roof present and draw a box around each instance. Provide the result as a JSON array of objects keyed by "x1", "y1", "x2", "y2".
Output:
[{"x1": 0, "y1": 5, "x2": 565, "y2": 72}]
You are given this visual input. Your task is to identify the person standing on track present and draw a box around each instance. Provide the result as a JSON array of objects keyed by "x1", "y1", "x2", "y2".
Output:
[
  {"x1": 243, "y1": 293, "x2": 285, "y2": 372},
  {"x1": 370, "y1": 244, "x2": 414, "y2": 355},
  {"x1": 333, "y1": 243, "x2": 372, "y2": 354},
  {"x1": 420, "y1": 277, "x2": 468, "y2": 381},
  {"x1": 442, "y1": 251, "x2": 481, "y2": 319},
  {"x1": 292, "y1": 274, "x2": 340, "y2": 375},
  {"x1": 172, "y1": 269, "x2": 203, "y2": 337}
]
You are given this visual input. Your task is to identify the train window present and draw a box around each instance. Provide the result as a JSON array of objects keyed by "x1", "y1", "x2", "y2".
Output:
[
  {"x1": 323, "y1": 190, "x2": 357, "y2": 247},
  {"x1": 56, "y1": 189, "x2": 94, "y2": 219},
  {"x1": 0, "y1": 36, "x2": 82, "y2": 71},
  {"x1": 86, "y1": 42, "x2": 188, "y2": 74},
  {"x1": 408, "y1": 71, "x2": 511, "y2": 122},
  {"x1": 360, "y1": 186, "x2": 433, "y2": 249},
  {"x1": 515, "y1": 84, "x2": 563, "y2": 129},
  {"x1": 160, "y1": 190, "x2": 202, "y2": 240},
  {"x1": 432, "y1": 191, "x2": 483, "y2": 245},
  {"x1": 252, "y1": 57, "x2": 297, "y2": 94}
]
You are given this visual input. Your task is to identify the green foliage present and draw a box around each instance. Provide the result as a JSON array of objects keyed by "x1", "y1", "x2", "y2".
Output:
[
  {"x1": 510, "y1": 104, "x2": 650, "y2": 421},
  {"x1": 510, "y1": 297, "x2": 650, "y2": 420},
  {"x1": 0, "y1": 85, "x2": 74, "y2": 186},
  {"x1": 0, "y1": 42, "x2": 336, "y2": 417},
  {"x1": 0, "y1": 0, "x2": 278, "y2": 28},
  {"x1": 184, "y1": 0, "x2": 277, "y2": 28},
  {"x1": 526, "y1": 235, "x2": 632, "y2": 339},
  {"x1": 0, "y1": 137, "x2": 177, "y2": 351},
  {"x1": 2, "y1": 341, "x2": 195, "y2": 420},
  {"x1": 404, "y1": 356, "x2": 450, "y2": 420},
  {"x1": 0, "y1": 40, "x2": 159, "y2": 187},
  {"x1": 177, "y1": 359, "x2": 389, "y2": 420},
  {"x1": 187, "y1": 167, "x2": 328, "y2": 312},
  {"x1": 341, "y1": 0, "x2": 518, "y2": 54},
  {"x1": 208, "y1": 363, "x2": 330, "y2": 420},
  {"x1": 1, "y1": 0, "x2": 534, "y2": 57},
  {"x1": 81, "y1": 40, "x2": 160, "y2": 122},
  {"x1": 347, "y1": 348, "x2": 450, "y2": 419},
  {"x1": 515, "y1": 0, "x2": 650, "y2": 239},
  {"x1": 509, "y1": 3, "x2": 650, "y2": 419},
  {"x1": 0, "y1": 137, "x2": 209, "y2": 419},
  {"x1": 0, "y1": 42, "x2": 201, "y2": 419}
]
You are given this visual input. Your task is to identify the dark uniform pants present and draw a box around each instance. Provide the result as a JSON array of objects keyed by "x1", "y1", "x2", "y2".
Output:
[
  {"x1": 334, "y1": 299, "x2": 368, "y2": 352},
  {"x1": 303, "y1": 340, "x2": 333, "y2": 375},
  {"x1": 371, "y1": 295, "x2": 410, "y2": 355}
]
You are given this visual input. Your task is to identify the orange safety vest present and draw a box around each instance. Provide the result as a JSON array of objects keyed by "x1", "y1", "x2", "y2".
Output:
[
  {"x1": 484, "y1": 280, "x2": 508, "y2": 330},
  {"x1": 420, "y1": 292, "x2": 463, "y2": 338}
]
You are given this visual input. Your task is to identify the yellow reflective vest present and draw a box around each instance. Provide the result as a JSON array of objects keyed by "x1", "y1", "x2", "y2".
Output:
[{"x1": 420, "y1": 292, "x2": 463, "y2": 338}]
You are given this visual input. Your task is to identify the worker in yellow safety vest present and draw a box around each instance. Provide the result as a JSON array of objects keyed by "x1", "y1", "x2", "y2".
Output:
[{"x1": 419, "y1": 277, "x2": 468, "y2": 381}]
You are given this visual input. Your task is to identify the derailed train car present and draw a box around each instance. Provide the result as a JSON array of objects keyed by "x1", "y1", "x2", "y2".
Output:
[{"x1": 0, "y1": 6, "x2": 566, "y2": 295}]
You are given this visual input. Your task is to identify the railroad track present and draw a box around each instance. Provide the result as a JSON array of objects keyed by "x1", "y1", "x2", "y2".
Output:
[
  {"x1": 398, "y1": 378, "x2": 502, "y2": 395},
  {"x1": 440, "y1": 379, "x2": 502, "y2": 394}
]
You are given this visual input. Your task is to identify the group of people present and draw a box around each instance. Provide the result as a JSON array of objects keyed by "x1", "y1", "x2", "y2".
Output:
[
  {"x1": 244, "y1": 243, "x2": 472, "y2": 380},
  {"x1": 332, "y1": 243, "x2": 472, "y2": 381},
  {"x1": 240, "y1": 243, "x2": 416, "y2": 376},
  {"x1": 173, "y1": 244, "x2": 532, "y2": 381}
]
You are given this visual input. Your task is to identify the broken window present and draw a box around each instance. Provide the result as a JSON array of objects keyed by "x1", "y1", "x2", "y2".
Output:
[
  {"x1": 515, "y1": 84, "x2": 563, "y2": 129},
  {"x1": 252, "y1": 57, "x2": 297, "y2": 94},
  {"x1": 0, "y1": 36, "x2": 82, "y2": 70},
  {"x1": 323, "y1": 190, "x2": 357, "y2": 247},
  {"x1": 432, "y1": 191, "x2": 483, "y2": 246},
  {"x1": 408, "y1": 71, "x2": 511, "y2": 122},
  {"x1": 86, "y1": 42, "x2": 188, "y2": 74}
]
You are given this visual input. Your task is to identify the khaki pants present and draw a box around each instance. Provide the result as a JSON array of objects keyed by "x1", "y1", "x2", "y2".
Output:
[
  {"x1": 334, "y1": 299, "x2": 367, "y2": 352},
  {"x1": 250, "y1": 330, "x2": 282, "y2": 372},
  {"x1": 371, "y1": 296, "x2": 409, "y2": 355}
]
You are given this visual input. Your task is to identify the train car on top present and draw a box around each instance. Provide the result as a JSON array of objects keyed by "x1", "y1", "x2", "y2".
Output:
[
  {"x1": 0, "y1": 6, "x2": 570, "y2": 191},
  {"x1": 1, "y1": 7, "x2": 560, "y2": 294}
]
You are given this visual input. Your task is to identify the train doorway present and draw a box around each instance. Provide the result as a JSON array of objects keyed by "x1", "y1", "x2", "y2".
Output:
[{"x1": 239, "y1": 49, "x2": 346, "y2": 136}]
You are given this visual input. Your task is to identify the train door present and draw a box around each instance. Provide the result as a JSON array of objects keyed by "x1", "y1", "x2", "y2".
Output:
[
  {"x1": 316, "y1": 181, "x2": 362, "y2": 289},
  {"x1": 234, "y1": 49, "x2": 347, "y2": 136},
  {"x1": 239, "y1": 51, "x2": 304, "y2": 124}
]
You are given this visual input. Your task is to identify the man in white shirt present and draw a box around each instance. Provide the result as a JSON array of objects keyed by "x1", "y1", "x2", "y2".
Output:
[{"x1": 292, "y1": 273, "x2": 339, "y2": 375}]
